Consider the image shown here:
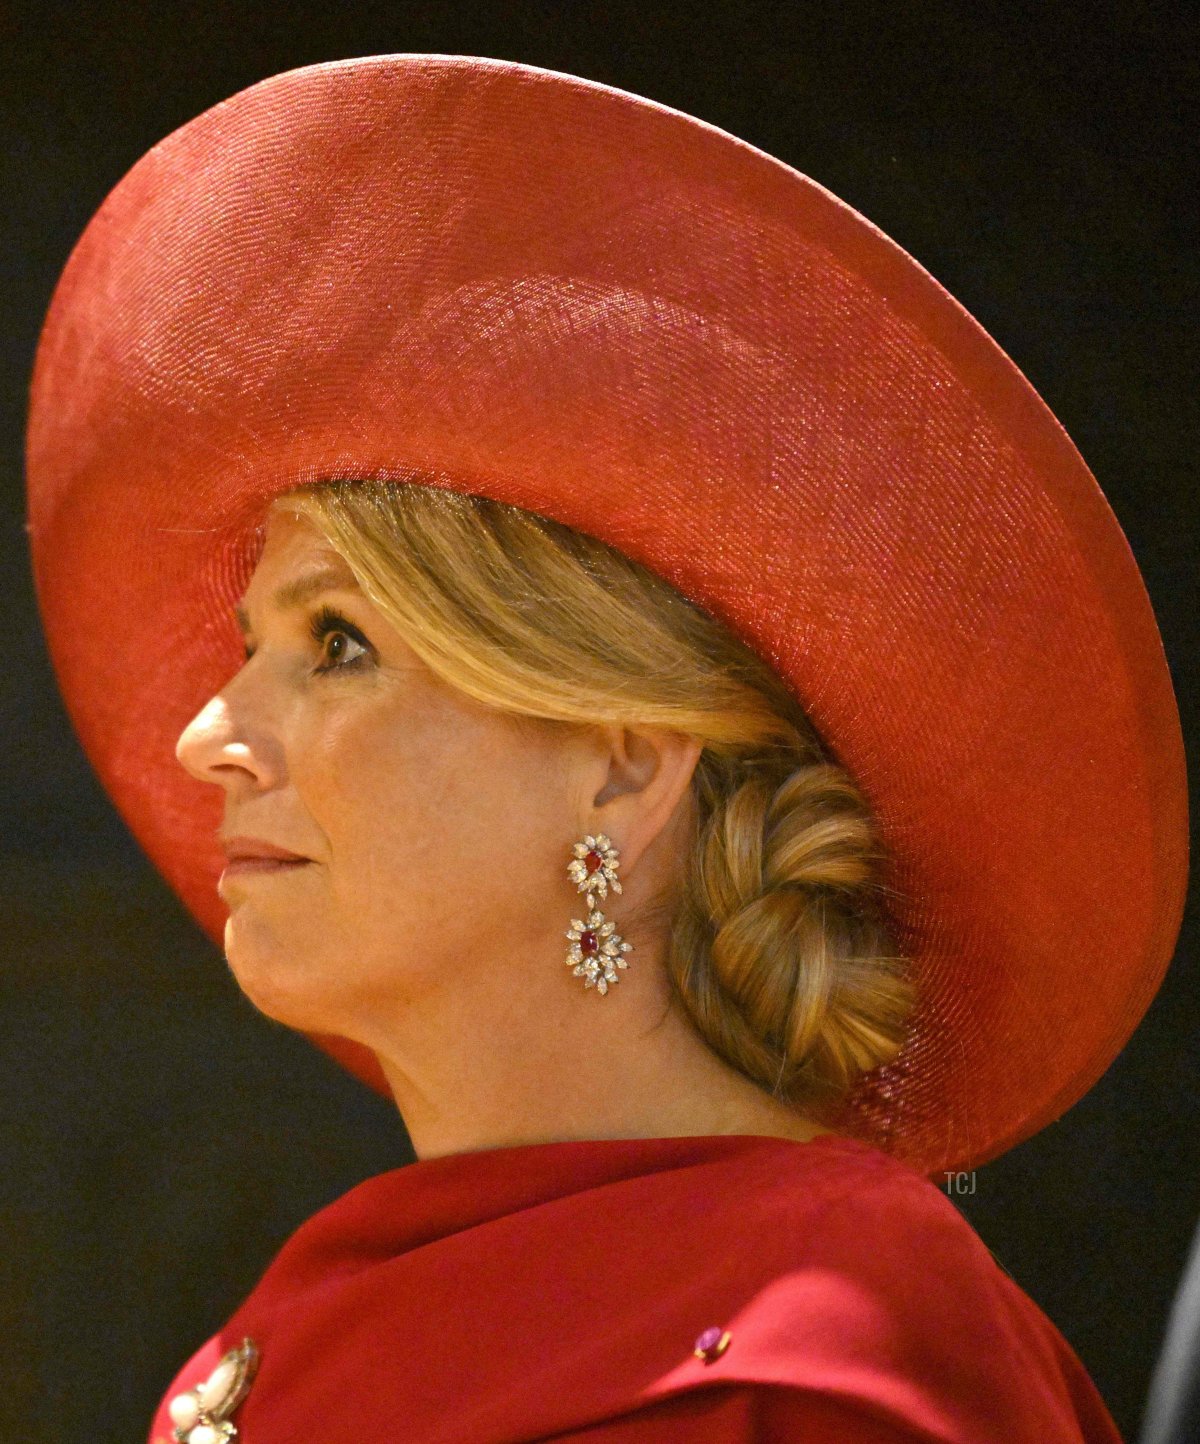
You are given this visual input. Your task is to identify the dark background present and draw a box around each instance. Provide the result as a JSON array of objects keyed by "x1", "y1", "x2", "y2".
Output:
[{"x1": 2, "y1": 3, "x2": 1195, "y2": 1441}]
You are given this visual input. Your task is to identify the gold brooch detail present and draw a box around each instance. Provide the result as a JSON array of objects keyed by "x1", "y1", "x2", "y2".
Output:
[{"x1": 166, "y1": 1337, "x2": 259, "y2": 1444}]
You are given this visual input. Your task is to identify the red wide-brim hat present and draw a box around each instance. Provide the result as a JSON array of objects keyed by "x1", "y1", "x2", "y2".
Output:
[{"x1": 24, "y1": 54, "x2": 1188, "y2": 1178}]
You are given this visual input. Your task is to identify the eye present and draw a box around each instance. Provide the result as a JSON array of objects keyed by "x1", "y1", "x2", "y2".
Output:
[{"x1": 308, "y1": 605, "x2": 373, "y2": 675}]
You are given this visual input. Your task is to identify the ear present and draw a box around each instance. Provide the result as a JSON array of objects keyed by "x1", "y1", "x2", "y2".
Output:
[{"x1": 583, "y1": 724, "x2": 704, "y2": 875}]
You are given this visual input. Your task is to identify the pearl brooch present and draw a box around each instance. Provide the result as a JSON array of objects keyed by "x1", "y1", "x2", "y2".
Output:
[{"x1": 165, "y1": 1338, "x2": 258, "y2": 1444}]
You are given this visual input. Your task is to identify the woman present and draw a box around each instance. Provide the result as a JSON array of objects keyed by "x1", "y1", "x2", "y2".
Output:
[{"x1": 24, "y1": 53, "x2": 1186, "y2": 1444}]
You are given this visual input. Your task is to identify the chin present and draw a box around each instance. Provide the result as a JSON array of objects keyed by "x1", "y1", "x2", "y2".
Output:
[{"x1": 222, "y1": 918, "x2": 345, "y2": 1034}]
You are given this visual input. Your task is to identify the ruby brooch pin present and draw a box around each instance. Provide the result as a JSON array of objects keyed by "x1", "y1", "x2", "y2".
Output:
[{"x1": 565, "y1": 833, "x2": 634, "y2": 994}]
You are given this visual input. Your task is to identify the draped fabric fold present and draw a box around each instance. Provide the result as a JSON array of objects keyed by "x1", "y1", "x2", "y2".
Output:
[{"x1": 148, "y1": 1132, "x2": 1123, "y2": 1442}]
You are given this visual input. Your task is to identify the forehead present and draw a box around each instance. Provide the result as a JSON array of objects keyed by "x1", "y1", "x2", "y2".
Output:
[
  {"x1": 249, "y1": 504, "x2": 355, "y2": 578},
  {"x1": 258, "y1": 500, "x2": 332, "y2": 549},
  {"x1": 234, "y1": 506, "x2": 360, "y2": 631}
]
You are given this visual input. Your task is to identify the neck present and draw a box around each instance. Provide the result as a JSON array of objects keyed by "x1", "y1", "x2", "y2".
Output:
[{"x1": 369, "y1": 955, "x2": 835, "y2": 1161}]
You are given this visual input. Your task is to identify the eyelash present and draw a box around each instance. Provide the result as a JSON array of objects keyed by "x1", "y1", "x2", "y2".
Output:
[
  {"x1": 241, "y1": 605, "x2": 373, "y2": 674},
  {"x1": 308, "y1": 605, "x2": 373, "y2": 674}
]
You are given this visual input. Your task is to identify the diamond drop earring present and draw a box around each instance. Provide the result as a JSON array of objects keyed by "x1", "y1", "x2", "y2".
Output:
[{"x1": 564, "y1": 832, "x2": 634, "y2": 995}]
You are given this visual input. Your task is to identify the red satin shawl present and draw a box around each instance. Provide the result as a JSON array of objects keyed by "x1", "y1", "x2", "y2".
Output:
[{"x1": 149, "y1": 1132, "x2": 1124, "y2": 1442}]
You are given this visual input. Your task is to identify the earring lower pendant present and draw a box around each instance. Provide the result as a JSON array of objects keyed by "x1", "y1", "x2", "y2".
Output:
[{"x1": 565, "y1": 833, "x2": 633, "y2": 994}]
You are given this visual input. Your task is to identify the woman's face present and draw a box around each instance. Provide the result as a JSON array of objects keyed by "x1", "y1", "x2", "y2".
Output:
[{"x1": 174, "y1": 503, "x2": 608, "y2": 1047}]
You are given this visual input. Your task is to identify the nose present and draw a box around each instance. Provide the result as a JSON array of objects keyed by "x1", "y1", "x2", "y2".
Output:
[{"x1": 175, "y1": 684, "x2": 283, "y2": 793}]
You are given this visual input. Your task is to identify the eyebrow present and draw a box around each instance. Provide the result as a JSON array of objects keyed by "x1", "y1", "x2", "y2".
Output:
[{"x1": 233, "y1": 564, "x2": 362, "y2": 636}]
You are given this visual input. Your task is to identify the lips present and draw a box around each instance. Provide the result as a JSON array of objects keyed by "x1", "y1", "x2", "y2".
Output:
[
  {"x1": 221, "y1": 856, "x2": 310, "y2": 877},
  {"x1": 218, "y1": 834, "x2": 313, "y2": 885},
  {"x1": 219, "y1": 835, "x2": 310, "y2": 863}
]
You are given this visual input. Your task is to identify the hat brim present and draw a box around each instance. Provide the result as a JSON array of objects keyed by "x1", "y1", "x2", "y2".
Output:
[{"x1": 25, "y1": 53, "x2": 1189, "y2": 1177}]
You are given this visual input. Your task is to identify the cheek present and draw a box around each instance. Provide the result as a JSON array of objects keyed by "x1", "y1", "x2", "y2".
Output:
[{"x1": 294, "y1": 697, "x2": 566, "y2": 941}]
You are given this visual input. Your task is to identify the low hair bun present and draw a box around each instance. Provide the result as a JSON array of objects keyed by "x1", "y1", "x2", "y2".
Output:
[{"x1": 673, "y1": 755, "x2": 916, "y2": 1118}]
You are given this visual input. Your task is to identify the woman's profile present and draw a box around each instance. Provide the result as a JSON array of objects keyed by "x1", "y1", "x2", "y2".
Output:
[{"x1": 23, "y1": 52, "x2": 1186, "y2": 1444}]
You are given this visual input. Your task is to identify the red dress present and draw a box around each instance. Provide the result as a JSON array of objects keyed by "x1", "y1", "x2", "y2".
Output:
[{"x1": 148, "y1": 1132, "x2": 1125, "y2": 1442}]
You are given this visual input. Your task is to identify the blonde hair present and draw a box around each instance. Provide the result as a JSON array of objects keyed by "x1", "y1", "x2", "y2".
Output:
[{"x1": 275, "y1": 477, "x2": 915, "y2": 1122}]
